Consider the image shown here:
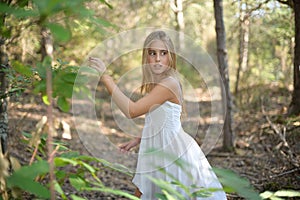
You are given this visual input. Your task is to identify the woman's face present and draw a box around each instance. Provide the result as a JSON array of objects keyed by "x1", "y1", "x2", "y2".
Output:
[{"x1": 147, "y1": 40, "x2": 170, "y2": 75}]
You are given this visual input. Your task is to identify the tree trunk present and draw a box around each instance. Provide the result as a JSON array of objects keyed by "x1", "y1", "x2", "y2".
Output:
[
  {"x1": 0, "y1": 48, "x2": 9, "y2": 154},
  {"x1": 41, "y1": 27, "x2": 54, "y2": 61},
  {"x1": 288, "y1": 0, "x2": 300, "y2": 116},
  {"x1": 170, "y1": 0, "x2": 185, "y2": 50},
  {"x1": 235, "y1": 1, "x2": 250, "y2": 95},
  {"x1": 0, "y1": 4, "x2": 10, "y2": 154},
  {"x1": 41, "y1": 26, "x2": 56, "y2": 200},
  {"x1": 213, "y1": 0, "x2": 235, "y2": 151}
]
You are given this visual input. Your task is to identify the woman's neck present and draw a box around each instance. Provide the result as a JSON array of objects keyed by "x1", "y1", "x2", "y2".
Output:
[{"x1": 153, "y1": 73, "x2": 169, "y2": 83}]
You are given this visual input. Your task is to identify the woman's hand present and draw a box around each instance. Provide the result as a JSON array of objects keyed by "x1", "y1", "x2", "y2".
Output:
[
  {"x1": 119, "y1": 137, "x2": 141, "y2": 153},
  {"x1": 88, "y1": 57, "x2": 106, "y2": 74}
]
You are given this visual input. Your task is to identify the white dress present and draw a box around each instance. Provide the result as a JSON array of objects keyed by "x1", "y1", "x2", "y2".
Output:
[{"x1": 132, "y1": 101, "x2": 227, "y2": 200}]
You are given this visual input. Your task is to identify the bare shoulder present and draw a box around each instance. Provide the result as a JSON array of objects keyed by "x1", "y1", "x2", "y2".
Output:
[
  {"x1": 159, "y1": 76, "x2": 180, "y2": 90},
  {"x1": 158, "y1": 77, "x2": 181, "y2": 101}
]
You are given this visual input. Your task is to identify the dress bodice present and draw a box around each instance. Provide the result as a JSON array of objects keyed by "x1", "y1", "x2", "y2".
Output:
[{"x1": 143, "y1": 101, "x2": 182, "y2": 138}]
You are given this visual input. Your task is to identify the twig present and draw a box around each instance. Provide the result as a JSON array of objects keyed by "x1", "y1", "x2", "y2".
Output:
[
  {"x1": 261, "y1": 99, "x2": 299, "y2": 167},
  {"x1": 29, "y1": 144, "x2": 39, "y2": 165},
  {"x1": 269, "y1": 168, "x2": 300, "y2": 179},
  {"x1": 48, "y1": 145, "x2": 60, "y2": 163},
  {"x1": 259, "y1": 168, "x2": 300, "y2": 181}
]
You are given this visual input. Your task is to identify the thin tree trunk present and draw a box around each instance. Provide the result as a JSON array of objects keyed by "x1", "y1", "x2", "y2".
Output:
[
  {"x1": 288, "y1": 0, "x2": 300, "y2": 116},
  {"x1": 41, "y1": 27, "x2": 55, "y2": 200},
  {"x1": 0, "y1": 47, "x2": 9, "y2": 154},
  {"x1": 170, "y1": 0, "x2": 185, "y2": 50},
  {"x1": 213, "y1": 0, "x2": 235, "y2": 151},
  {"x1": 235, "y1": 1, "x2": 250, "y2": 95},
  {"x1": 0, "y1": 3, "x2": 10, "y2": 154}
]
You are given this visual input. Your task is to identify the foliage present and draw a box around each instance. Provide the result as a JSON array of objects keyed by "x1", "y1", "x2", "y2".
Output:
[
  {"x1": 3, "y1": 133, "x2": 139, "y2": 200},
  {"x1": 1, "y1": 127, "x2": 298, "y2": 200},
  {"x1": 6, "y1": 160, "x2": 50, "y2": 199},
  {"x1": 214, "y1": 167, "x2": 261, "y2": 200},
  {"x1": 0, "y1": 0, "x2": 114, "y2": 111},
  {"x1": 3, "y1": 57, "x2": 90, "y2": 112},
  {"x1": 147, "y1": 157, "x2": 261, "y2": 200},
  {"x1": 0, "y1": 0, "x2": 298, "y2": 199},
  {"x1": 0, "y1": 0, "x2": 113, "y2": 39},
  {"x1": 260, "y1": 190, "x2": 300, "y2": 200}
]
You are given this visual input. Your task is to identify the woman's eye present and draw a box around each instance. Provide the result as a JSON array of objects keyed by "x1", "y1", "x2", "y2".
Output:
[
  {"x1": 148, "y1": 51, "x2": 155, "y2": 56},
  {"x1": 161, "y1": 51, "x2": 168, "y2": 56}
]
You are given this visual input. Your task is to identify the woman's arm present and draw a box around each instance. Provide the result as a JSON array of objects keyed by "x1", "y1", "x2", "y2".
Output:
[
  {"x1": 89, "y1": 57, "x2": 179, "y2": 118},
  {"x1": 119, "y1": 137, "x2": 141, "y2": 153},
  {"x1": 101, "y1": 74, "x2": 177, "y2": 118}
]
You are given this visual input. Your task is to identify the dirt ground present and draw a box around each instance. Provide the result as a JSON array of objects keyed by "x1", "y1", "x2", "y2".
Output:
[{"x1": 7, "y1": 86, "x2": 300, "y2": 199}]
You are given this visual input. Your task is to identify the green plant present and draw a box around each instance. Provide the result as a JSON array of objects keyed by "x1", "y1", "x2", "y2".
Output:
[
  {"x1": 260, "y1": 190, "x2": 300, "y2": 200},
  {"x1": 6, "y1": 132, "x2": 137, "y2": 200},
  {"x1": 5, "y1": 58, "x2": 91, "y2": 112}
]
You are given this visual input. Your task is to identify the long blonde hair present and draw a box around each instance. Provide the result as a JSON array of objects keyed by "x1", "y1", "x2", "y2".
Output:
[{"x1": 140, "y1": 31, "x2": 177, "y2": 94}]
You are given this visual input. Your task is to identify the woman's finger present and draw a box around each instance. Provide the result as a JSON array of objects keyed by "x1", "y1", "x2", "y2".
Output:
[{"x1": 88, "y1": 57, "x2": 106, "y2": 73}]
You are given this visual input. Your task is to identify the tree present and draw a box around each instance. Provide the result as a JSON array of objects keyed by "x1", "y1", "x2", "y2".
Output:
[
  {"x1": 276, "y1": 0, "x2": 299, "y2": 115},
  {"x1": 0, "y1": 1, "x2": 112, "y2": 199},
  {"x1": 235, "y1": 0, "x2": 250, "y2": 95},
  {"x1": 0, "y1": 0, "x2": 13, "y2": 155},
  {"x1": 170, "y1": 0, "x2": 185, "y2": 50},
  {"x1": 213, "y1": 0, "x2": 234, "y2": 150},
  {"x1": 288, "y1": 0, "x2": 300, "y2": 115},
  {"x1": 234, "y1": 0, "x2": 272, "y2": 95}
]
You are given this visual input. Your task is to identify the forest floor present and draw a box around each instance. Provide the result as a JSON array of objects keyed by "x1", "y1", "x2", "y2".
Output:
[{"x1": 7, "y1": 85, "x2": 300, "y2": 200}]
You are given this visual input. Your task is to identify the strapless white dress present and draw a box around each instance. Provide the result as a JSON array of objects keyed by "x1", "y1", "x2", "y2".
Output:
[{"x1": 132, "y1": 101, "x2": 227, "y2": 199}]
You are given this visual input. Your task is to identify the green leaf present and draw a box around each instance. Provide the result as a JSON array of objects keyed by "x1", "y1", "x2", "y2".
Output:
[
  {"x1": 42, "y1": 94, "x2": 50, "y2": 105},
  {"x1": 33, "y1": 80, "x2": 46, "y2": 94},
  {"x1": 274, "y1": 190, "x2": 300, "y2": 197},
  {"x1": 6, "y1": 161, "x2": 50, "y2": 198},
  {"x1": 71, "y1": 194, "x2": 87, "y2": 200},
  {"x1": 54, "y1": 157, "x2": 78, "y2": 167},
  {"x1": 79, "y1": 161, "x2": 96, "y2": 174},
  {"x1": 192, "y1": 188, "x2": 216, "y2": 198},
  {"x1": 155, "y1": 193, "x2": 168, "y2": 200},
  {"x1": 42, "y1": 56, "x2": 52, "y2": 69},
  {"x1": 0, "y1": 25, "x2": 11, "y2": 38},
  {"x1": 55, "y1": 170, "x2": 67, "y2": 181},
  {"x1": 260, "y1": 191, "x2": 274, "y2": 199},
  {"x1": 7, "y1": 178, "x2": 50, "y2": 198},
  {"x1": 69, "y1": 176, "x2": 86, "y2": 191},
  {"x1": 46, "y1": 23, "x2": 71, "y2": 42},
  {"x1": 54, "y1": 180, "x2": 67, "y2": 199},
  {"x1": 35, "y1": 62, "x2": 47, "y2": 79},
  {"x1": 60, "y1": 151, "x2": 80, "y2": 158},
  {"x1": 213, "y1": 168, "x2": 261, "y2": 200},
  {"x1": 92, "y1": 18, "x2": 114, "y2": 27},
  {"x1": 0, "y1": 2, "x2": 39, "y2": 18},
  {"x1": 10, "y1": 160, "x2": 49, "y2": 179},
  {"x1": 98, "y1": 0, "x2": 113, "y2": 9},
  {"x1": 83, "y1": 187, "x2": 140, "y2": 200},
  {"x1": 57, "y1": 83, "x2": 74, "y2": 98},
  {"x1": 62, "y1": 72, "x2": 77, "y2": 84},
  {"x1": 11, "y1": 61, "x2": 33, "y2": 77},
  {"x1": 147, "y1": 176, "x2": 185, "y2": 200},
  {"x1": 57, "y1": 96, "x2": 70, "y2": 112}
]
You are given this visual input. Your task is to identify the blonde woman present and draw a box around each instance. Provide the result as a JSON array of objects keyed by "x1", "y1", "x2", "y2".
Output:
[{"x1": 89, "y1": 30, "x2": 227, "y2": 199}]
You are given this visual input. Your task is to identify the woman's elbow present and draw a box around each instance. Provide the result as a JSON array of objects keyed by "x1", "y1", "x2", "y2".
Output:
[{"x1": 127, "y1": 109, "x2": 139, "y2": 119}]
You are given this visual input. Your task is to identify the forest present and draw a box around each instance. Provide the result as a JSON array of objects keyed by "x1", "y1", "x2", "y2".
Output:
[{"x1": 0, "y1": 0, "x2": 299, "y2": 199}]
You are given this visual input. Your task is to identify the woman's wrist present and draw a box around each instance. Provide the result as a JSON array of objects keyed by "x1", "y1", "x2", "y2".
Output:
[{"x1": 100, "y1": 74, "x2": 113, "y2": 83}]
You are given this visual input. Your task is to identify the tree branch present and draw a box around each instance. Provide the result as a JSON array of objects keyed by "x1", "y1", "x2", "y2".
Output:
[
  {"x1": 245, "y1": 0, "x2": 271, "y2": 17},
  {"x1": 276, "y1": 0, "x2": 294, "y2": 8}
]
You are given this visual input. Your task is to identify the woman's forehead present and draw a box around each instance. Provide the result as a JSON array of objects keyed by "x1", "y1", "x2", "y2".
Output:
[{"x1": 147, "y1": 40, "x2": 168, "y2": 50}]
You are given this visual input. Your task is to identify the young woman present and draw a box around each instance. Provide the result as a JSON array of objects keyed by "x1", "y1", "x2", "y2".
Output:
[{"x1": 89, "y1": 30, "x2": 227, "y2": 199}]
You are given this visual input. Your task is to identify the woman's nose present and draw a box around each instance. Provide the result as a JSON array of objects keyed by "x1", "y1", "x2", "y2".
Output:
[{"x1": 155, "y1": 54, "x2": 160, "y2": 62}]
